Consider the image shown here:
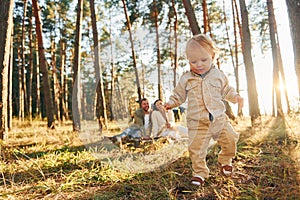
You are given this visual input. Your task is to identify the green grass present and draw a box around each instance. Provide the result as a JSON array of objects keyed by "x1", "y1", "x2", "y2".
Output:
[{"x1": 0, "y1": 115, "x2": 299, "y2": 199}]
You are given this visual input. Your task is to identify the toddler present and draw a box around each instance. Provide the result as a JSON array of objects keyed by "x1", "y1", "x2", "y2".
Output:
[{"x1": 165, "y1": 34, "x2": 244, "y2": 186}]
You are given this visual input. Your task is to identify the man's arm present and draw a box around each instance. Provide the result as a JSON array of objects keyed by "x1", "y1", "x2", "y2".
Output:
[{"x1": 133, "y1": 109, "x2": 144, "y2": 127}]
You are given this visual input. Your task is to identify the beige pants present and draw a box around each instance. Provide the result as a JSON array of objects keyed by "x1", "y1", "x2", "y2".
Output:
[{"x1": 188, "y1": 119, "x2": 239, "y2": 178}]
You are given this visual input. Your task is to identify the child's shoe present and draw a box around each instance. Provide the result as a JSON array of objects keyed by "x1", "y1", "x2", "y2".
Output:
[
  {"x1": 191, "y1": 175, "x2": 204, "y2": 186},
  {"x1": 219, "y1": 163, "x2": 233, "y2": 176}
]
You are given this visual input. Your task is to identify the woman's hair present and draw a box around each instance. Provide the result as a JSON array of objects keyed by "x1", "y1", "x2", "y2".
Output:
[
  {"x1": 186, "y1": 34, "x2": 219, "y2": 60},
  {"x1": 152, "y1": 99, "x2": 162, "y2": 111}
]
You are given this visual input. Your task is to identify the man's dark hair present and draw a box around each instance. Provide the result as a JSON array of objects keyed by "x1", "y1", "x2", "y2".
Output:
[{"x1": 140, "y1": 98, "x2": 148, "y2": 106}]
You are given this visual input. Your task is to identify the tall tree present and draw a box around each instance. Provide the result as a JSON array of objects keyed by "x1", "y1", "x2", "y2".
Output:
[
  {"x1": 108, "y1": 13, "x2": 115, "y2": 121},
  {"x1": 50, "y1": 38, "x2": 61, "y2": 122},
  {"x1": 21, "y1": 0, "x2": 28, "y2": 117},
  {"x1": 35, "y1": 40, "x2": 41, "y2": 118},
  {"x1": 171, "y1": 0, "x2": 178, "y2": 88},
  {"x1": 90, "y1": 0, "x2": 108, "y2": 131},
  {"x1": 202, "y1": 0, "x2": 209, "y2": 33},
  {"x1": 220, "y1": 0, "x2": 238, "y2": 120},
  {"x1": 182, "y1": 0, "x2": 201, "y2": 35},
  {"x1": 0, "y1": 0, "x2": 14, "y2": 139},
  {"x1": 59, "y1": 39, "x2": 68, "y2": 121},
  {"x1": 56, "y1": 0, "x2": 72, "y2": 122},
  {"x1": 285, "y1": 0, "x2": 300, "y2": 99},
  {"x1": 72, "y1": 0, "x2": 83, "y2": 131},
  {"x1": 232, "y1": 0, "x2": 243, "y2": 116},
  {"x1": 152, "y1": 0, "x2": 163, "y2": 100},
  {"x1": 32, "y1": 0, "x2": 55, "y2": 128},
  {"x1": 121, "y1": 0, "x2": 142, "y2": 103},
  {"x1": 28, "y1": 9, "x2": 33, "y2": 123},
  {"x1": 8, "y1": 25, "x2": 13, "y2": 130},
  {"x1": 239, "y1": 0, "x2": 261, "y2": 125},
  {"x1": 267, "y1": 0, "x2": 283, "y2": 117},
  {"x1": 269, "y1": 1, "x2": 290, "y2": 114}
]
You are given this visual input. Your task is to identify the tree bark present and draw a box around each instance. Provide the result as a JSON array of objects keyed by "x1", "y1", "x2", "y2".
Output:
[
  {"x1": 28, "y1": 12, "x2": 33, "y2": 123},
  {"x1": 21, "y1": 0, "x2": 28, "y2": 116},
  {"x1": 8, "y1": 26, "x2": 13, "y2": 130},
  {"x1": 109, "y1": 14, "x2": 115, "y2": 121},
  {"x1": 35, "y1": 40, "x2": 41, "y2": 118},
  {"x1": 153, "y1": 0, "x2": 163, "y2": 100},
  {"x1": 221, "y1": 0, "x2": 239, "y2": 120},
  {"x1": 182, "y1": 0, "x2": 201, "y2": 35},
  {"x1": 50, "y1": 38, "x2": 61, "y2": 122},
  {"x1": 90, "y1": 0, "x2": 108, "y2": 131},
  {"x1": 171, "y1": 0, "x2": 178, "y2": 88},
  {"x1": 59, "y1": 39, "x2": 66, "y2": 121},
  {"x1": 0, "y1": 0, "x2": 14, "y2": 139},
  {"x1": 32, "y1": 0, "x2": 55, "y2": 128},
  {"x1": 231, "y1": 0, "x2": 243, "y2": 116},
  {"x1": 267, "y1": 0, "x2": 283, "y2": 117},
  {"x1": 72, "y1": 0, "x2": 83, "y2": 131},
  {"x1": 202, "y1": 0, "x2": 208, "y2": 33},
  {"x1": 285, "y1": 0, "x2": 300, "y2": 100},
  {"x1": 121, "y1": 0, "x2": 142, "y2": 104},
  {"x1": 239, "y1": 0, "x2": 261, "y2": 125}
]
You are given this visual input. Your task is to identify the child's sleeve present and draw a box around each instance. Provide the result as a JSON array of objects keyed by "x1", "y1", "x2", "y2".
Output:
[
  {"x1": 221, "y1": 72, "x2": 239, "y2": 103},
  {"x1": 167, "y1": 75, "x2": 188, "y2": 108}
]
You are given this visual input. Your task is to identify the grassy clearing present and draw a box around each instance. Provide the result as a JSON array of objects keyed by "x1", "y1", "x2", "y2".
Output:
[{"x1": 0, "y1": 115, "x2": 299, "y2": 199}]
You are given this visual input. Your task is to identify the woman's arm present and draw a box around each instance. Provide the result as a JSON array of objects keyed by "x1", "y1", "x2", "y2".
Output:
[{"x1": 151, "y1": 111, "x2": 166, "y2": 137}]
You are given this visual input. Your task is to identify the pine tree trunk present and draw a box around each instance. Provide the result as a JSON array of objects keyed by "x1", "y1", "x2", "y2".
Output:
[
  {"x1": 273, "y1": 17, "x2": 290, "y2": 113},
  {"x1": 171, "y1": 0, "x2": 178, "y2": 88},
  {"x1": 32, "y1": 0, "x2": 55, "y2": 128},
  {"x1": 232, "y1": 0, "x2": 243, "y2": 116},
  {"x1": 35, "y1": 41, "x2": 41, "y2": 118},
  {"x1": 121, "y1": 0, "x2": 142, "y2": 103},
  {"x1": 153, "y1": 0, "x2": 163, "y2": 100},
  {"x1": 285, "y1": 0, "x2": 300, "y2": 100},
  {"x1": 267, "y1": 0, "x2": 283, "y2": 117},
  {"x1": 21, "y1": 0, "x2": 28, "y2": 116},
  {"x1": 64, "y1": 72, "x2": 69, "y2": 120},
  {"x1": 72, "y1": 0, "x2": 83, "y2": 131},
  {"x1": 59, "y1": 39, "x2": 67, "y2": 121},
  {"x1": 28, "y1": 14, "x2": 33, "y2": 123},
  {"x1": 202, "y1": 0, "x2": 208, "y2": 33},
  {"x1": 239, "y1": 0, "x2": 261, "y2": 125},
  {"x1": 182, "y1": 0, "x2": 201, "y2": 35},
  {"x1": 51, "y1": 38, "x2": 61, "y2": 122},
  {"x1": 0, "y1": 0, "x2": 14, "y2": 140},
  {"x1": 109, "y1": 16, "x2": 115, "y2": 121},
  {"x1": 18, "y1": 41, "x2": 24, "y2": 122},
  {"x1": 90, "y1": 0, "x2": 108, "y2": 131},
  {"x1": 8, "y1": 28, "x2": 13, "y2": 130},
  {"x1": 220, "y1": 0, "x2": 238, "y2": 120}
]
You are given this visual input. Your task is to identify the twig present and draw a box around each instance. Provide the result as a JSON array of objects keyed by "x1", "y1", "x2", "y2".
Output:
[{"x1": 1, "y1": 170, "x2": 6, "y2": 189}]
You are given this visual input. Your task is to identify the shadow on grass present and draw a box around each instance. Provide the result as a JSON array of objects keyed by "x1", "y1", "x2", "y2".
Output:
[
  {"x1": 2, "y1": 144, "x2": 88, "y2": 161},
  {"x1": 235, "y1": 117, "x2": 299, "y2": 199},
  {"x1": 1, "y1": 117, "x2": 299, "y2": 199},
  {"x1": 88, "y1": 117, "x2": 300, "y2": 200}
]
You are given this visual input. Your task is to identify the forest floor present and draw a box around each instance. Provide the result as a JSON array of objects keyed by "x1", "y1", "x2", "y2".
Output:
[{"x1": 0, "y1": 114, "x2": 299, "y2": 200}]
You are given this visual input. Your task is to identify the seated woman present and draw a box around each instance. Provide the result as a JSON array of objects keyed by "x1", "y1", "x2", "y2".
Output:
[{"x1": 151, "y1": 99, "x2": 188, "y2": 140}]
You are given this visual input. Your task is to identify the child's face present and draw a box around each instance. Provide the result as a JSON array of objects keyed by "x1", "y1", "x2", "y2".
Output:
[{"x1": 187, "y1": 44, "x2": 213, "y2": 75}]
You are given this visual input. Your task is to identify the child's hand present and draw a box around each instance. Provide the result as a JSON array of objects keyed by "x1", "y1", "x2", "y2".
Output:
[
  {"x1": 235, "y1": 95, "x2": 244, "y2": 108},
  {"x1": 164, "y1": 103, "x2": 171, "y2": 110}
]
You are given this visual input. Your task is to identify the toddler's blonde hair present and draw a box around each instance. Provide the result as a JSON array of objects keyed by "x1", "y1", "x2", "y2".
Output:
[{"x1": 186, "y1": 34, "x2": 219, "y2": 60}]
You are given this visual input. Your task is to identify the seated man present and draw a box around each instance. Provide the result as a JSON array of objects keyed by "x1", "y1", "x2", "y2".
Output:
[{"x1": 108, "y1": 98, "x2": 151, "y2": 144}]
